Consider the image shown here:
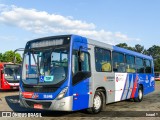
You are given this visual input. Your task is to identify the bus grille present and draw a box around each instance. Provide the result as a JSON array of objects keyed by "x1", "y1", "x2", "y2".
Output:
[
  {"x1": 25, "y1": 100, "x2": 52, "y2": 109},
  {"x1": 7, "y1": 80, "x2": 19, "y2": 83},
  {"x1": 23, "y1": 86, "x2": 57, "y2": 93}
]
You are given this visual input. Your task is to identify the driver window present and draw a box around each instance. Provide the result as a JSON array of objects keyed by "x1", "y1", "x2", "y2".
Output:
[
  {"x1": 72, "y1": 50, "x2": 90, "y2": 75},
  {"x1": 80, "y1": 52, "x2": 90, "y2": 72}
]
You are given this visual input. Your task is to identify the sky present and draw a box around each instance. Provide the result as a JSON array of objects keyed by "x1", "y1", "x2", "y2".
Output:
[{"x1": 0, "y1": 0, "x2": 160, "y2": 53}]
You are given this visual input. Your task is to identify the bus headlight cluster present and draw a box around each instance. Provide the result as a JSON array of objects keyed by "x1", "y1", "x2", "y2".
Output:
[{"x1": 56, "y1": 87, "x2": 68, "y2": 100}]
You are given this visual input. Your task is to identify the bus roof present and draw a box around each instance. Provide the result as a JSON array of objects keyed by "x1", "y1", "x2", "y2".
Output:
[
  {"x1": 26, "y1": 34, "x2": 153, "y2": 60},
  {"x1": 113, "y1": 46, "x2": 153, "y2": 60},
  {"x1": 87, "y1": 36, "x2": 153, "y2": 60},
  {"x1": 27, "y1": 35, "x2": 72, "y2": 43}
]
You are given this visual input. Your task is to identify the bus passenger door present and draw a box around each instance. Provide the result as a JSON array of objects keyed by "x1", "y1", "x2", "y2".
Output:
[{"x1": 72, "y1": 42, "x2": 91, "y2": 111}]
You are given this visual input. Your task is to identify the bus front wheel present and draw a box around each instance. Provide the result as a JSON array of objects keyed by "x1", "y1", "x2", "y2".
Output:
[{"x1": 87, "y1": 90, "x2": 104, "y2": 114}]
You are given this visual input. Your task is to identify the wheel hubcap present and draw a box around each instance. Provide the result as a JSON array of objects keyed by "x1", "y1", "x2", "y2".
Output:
[
  {"x1": 139, "y1": 90, "x2": 142, "y2": 99},
  {"x1": 94, "y1": 95, "x2": 101, "y2": 110}
]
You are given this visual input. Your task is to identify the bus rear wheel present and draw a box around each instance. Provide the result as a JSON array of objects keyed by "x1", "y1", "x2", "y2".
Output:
[
  {"x1": 87, "y1": 90, "x2": 104, "y2": 114},
  {"x1": 134, "y1": 86, "x2": 143, "y2": 102}
]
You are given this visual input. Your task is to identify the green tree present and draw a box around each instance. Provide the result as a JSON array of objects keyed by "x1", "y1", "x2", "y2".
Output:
[
  {"x1": 134, "y1": 44, "x2": 144, "y2": 53},
  {"x1": 147, "y1": 45, "x2": 160, "y2": 59},
  {"x1": 143, "y1": 49, "x2": 149, "y2": 55},
  {"x1": 116, "y1": 43, "x2": 134, "y2": 51},
  {"x1": 147, "y1": 45, "x2": 160, "y2": 72},
  {"x1": 15, "y1": 53, "x2": 22, "y2": 64},
  {"x1": 154, "y1": 58, "x2": 160, "y2": 72},
  {"x1": 116, "y1": 43, "x2": 128, "y2": 48},
  {"x1": 2, "y1": 50, "x2": 22, "y2": 64},
  {"x1": 0, "y1": 53, "x2": 2, "y2": 62}
]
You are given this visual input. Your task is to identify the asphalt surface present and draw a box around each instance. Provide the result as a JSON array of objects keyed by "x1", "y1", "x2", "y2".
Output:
[{"x1": 0, "y1": 81, "x2": 160, "y2": 119}]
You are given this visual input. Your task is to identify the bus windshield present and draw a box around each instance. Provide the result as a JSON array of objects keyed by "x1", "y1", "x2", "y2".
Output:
[
  {"x1": 4, "y1": 64, "x2": 21, "y2": 82},
  {"x1": 22, "y1": 46, "x2": 69, "y2": 86}
]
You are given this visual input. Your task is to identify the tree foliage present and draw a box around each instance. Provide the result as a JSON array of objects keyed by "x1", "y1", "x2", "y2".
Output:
[
  {"x1": 154, "y1": 58, "x2": 160, "y2": 72},
  {"x1": 147, "y1": 45, "x2": 160, "y2": 59},
  {"x1": 134, "y1": 44, "x2": 144, "y2": 53},
  {"x1": 116, "y1": 43, "x2": 147, "y2": 54},
  {"x1": 0, "y1": 53, "x2": 2, "y2": 62},
  {"x1": 116, "y1": 43, "x2": 160, "y2": 72},
  {"x1": 0, "y1": 50, "x2": 22, "y2": 64},
  {"x1": 116, "y1": 43, "x2": 135, "y2": 51}
]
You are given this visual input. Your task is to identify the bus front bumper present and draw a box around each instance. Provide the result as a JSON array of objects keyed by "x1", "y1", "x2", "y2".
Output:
[{"x1": 19, "y1": 96, "x2": 73, "y2": 111}]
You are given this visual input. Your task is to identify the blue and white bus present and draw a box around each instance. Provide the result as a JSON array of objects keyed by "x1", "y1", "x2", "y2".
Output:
[{"x1": 19, "y1": 35, "x2": 155, "y2": 113}]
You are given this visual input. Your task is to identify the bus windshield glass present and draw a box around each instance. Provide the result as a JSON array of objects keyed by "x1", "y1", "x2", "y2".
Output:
[
  {"x1": 22, "y1": 46, "x2": 69, "y2": 86},
  {"x1": 4, "y1": 64, "x2": 21, "y2": 82}
]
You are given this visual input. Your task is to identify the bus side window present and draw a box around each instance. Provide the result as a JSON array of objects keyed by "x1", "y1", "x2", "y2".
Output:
[
  {"x1": 95, "y1": 47, "x2": 111, "y2": 72},
  {"x1": 112, "y1": 52, "x2": 125, "y2": 72},
  {"x1": 126, "y1": 55, "x2": 136, "y2": 73},
  {"x1": 144, "y1": 59, "x2": 151, "y2": 73},
  {"x1": 136, "y1": 57, "x2": 144, "y2": 73}
]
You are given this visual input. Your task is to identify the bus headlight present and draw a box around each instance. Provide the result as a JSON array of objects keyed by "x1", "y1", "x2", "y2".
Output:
[{"x1": 56, "y1": 87, "x2": 68, "y2": 100}]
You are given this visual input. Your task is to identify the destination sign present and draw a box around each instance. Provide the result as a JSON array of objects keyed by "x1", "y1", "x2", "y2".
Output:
[
  {"x1": 5, "y1": 64, "x2": 21, "y2": 68},
  {"x1": 30, "y1": 37, "x2": 70, "y2": 48}
]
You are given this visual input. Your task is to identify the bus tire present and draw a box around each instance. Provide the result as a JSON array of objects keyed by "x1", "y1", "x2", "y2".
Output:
[
  {"x1": 87, "y1": 90, "x2": 104, "y2": 114},
  {"x1": 134, "y1": 86, "x2": 143, "y2": 102},
  {"x1": 101, "y1": 91, "x2": 106, "y2": 111}
]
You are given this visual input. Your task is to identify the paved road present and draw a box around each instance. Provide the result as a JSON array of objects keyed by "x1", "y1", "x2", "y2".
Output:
[{"x1": 0, "y1": 81, "x2": 160, "y2": 119}]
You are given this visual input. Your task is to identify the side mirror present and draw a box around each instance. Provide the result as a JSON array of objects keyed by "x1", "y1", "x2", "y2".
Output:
[
  {"x1": 79, "y1": 52, "x2": 85, "y2": 62},
  {"x1": 13, "y1": 56, "x2": 17, "y2": 64},
  {"x1": 13, "y1": 48, "x2": 24, "y2": 64},
  {"x1": 78, "y1": 46, "x2": 82, "y2": 62},
  {"x1": 78, "y1": 45, "x2": 90, "y2": 62}
]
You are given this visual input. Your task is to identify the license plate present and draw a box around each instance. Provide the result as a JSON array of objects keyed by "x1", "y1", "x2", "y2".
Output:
[
  {"x1": 12, "y1": 87, "x2": 17, "y2": 89},
  {"x1": 34, "y1": 104, "x2": 42, "y2": 109}
]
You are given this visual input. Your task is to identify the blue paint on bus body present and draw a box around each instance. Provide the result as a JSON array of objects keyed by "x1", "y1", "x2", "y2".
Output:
[{"x1": 71, "y1": 35, "x2": 90, "y2": 111}]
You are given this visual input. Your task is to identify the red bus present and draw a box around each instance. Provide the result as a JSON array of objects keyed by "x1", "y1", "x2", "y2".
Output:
[
  {"x1": 0, "y1": 63, "x2": 21, "y2": 90},
  {"x1": 155, "y1": 72, "x2": 160, "y2": 81}
]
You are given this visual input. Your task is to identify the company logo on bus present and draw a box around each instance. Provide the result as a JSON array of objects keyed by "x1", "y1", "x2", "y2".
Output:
[
  {"x1": 116, "y1": 77, "x2": 119, "y2": 82},
  {"x1": 115, "y1": 74, "x2": 125, "y2": 82},
  {"x1": 32, "y1": 93, "x2": 39, "y2": 99}
]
